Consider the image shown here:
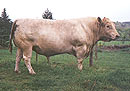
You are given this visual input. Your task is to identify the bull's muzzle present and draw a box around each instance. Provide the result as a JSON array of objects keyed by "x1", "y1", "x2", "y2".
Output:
[
  {"x1": 116, "y1": 34, "x2": 120, "y2": 39},
  {"x1": 111, "y1": 32, "x2": 120, "y2": 40},
  {"x1": 114, "y1": 33, "x2": 120, "y2": 40}
]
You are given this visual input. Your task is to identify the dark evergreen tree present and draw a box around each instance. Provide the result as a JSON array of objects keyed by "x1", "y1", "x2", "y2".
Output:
[
  {"x1": 0, "y1": 8, "x2": 12, "y2": 47},
  {"x1": 1, "y1": 8, "x2": 9, "y2": 20},
  {"x1": 42, "y1": 8, "x2": 53, "y2": 19}
]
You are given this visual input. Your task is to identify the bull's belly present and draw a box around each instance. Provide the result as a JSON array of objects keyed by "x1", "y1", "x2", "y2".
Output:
[{"x1": 32, "y1": 45, "x2": 73, "y2": 57}]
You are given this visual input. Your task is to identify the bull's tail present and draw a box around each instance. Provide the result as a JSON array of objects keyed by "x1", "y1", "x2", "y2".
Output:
[{"x1": 9, "y1": 20, "x2": 17, "y2": 54}]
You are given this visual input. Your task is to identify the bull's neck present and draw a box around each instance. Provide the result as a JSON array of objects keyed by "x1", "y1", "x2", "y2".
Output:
[{"x1": 87, "y1": 19, "x2": 100, "y2": 46}]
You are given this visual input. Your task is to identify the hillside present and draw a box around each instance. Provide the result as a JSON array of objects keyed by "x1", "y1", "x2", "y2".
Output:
[{"x1": 115, "y1": 21, "x2": 130, "y2": 29}]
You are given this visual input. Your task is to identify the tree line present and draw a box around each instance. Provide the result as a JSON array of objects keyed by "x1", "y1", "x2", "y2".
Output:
[{"x1": 0, "y1": 8, "x2": 12, "y2": 47}]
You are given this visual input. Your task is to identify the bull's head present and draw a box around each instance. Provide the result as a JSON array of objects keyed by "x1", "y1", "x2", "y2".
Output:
[{"x1": 97, "y1": 17, "x2": 120, "y2": 42}]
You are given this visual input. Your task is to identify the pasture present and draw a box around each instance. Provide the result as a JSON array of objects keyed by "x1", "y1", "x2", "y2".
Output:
[{"x1": 0, "y1": 44, "x2": 130, "y2": 91}]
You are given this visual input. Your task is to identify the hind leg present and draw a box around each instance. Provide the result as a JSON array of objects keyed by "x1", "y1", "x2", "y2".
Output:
[
  {"x1": 46, "y1": 57, "x2": 50, "y2": 63},
  {"x1": 14, "y1": 48, "x2": 23, "y2": 73},
  {"x1": 23, "y1": 47, "x2": 36, "y2": 74}
]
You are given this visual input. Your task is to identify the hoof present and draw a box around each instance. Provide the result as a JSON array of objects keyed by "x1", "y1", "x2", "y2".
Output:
[
  {"x1": 29, "y1": 72, "x2": 36, "y2": 75},
  {"x1": 14, "y1": 70, "x2": 21, "y2": 73},
  {"x1": 78, "y1": 64, "x2": 83, "y2": 71},
  {"x1": 78, "y1": 68, "x2": 83, "y2": 72}
]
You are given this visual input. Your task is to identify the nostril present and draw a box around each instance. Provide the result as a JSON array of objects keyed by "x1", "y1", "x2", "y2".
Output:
[{"x1": 116, "y1": 35, "x2": 120, "y2": 38}]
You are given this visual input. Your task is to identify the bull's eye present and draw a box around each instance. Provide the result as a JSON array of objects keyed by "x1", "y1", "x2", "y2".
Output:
[
  {"x1": 106, "y1": 25, "x2": 110, "y2": 28},
  {"x1": 106, "y1": 25, "x2": 112, "y2": 29}
]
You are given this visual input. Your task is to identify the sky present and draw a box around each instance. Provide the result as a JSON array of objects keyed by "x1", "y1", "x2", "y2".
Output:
[{"x1": 0, "y1": 0, "x2": 130, "y2": 22}]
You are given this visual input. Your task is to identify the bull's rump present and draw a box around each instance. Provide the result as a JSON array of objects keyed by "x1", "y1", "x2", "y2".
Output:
[{"x1": 14, "y1": 19, "x2": 85, "y2": 56}]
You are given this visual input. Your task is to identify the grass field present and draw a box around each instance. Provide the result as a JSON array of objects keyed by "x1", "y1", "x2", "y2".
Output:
[
  {"x1": 0, "y1": 47, "x2": 130, "y2": 91},
  {"x1": 98, "y1": 41, "x2": 130, "y2": 46}
]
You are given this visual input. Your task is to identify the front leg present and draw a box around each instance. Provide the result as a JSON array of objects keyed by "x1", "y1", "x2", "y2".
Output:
[
  {"x1": 77, "y1": 58, "x2": 83, "y2": 70},
  {"x1": 73, "y1": 44, "x2": 89, "y2": 70}
]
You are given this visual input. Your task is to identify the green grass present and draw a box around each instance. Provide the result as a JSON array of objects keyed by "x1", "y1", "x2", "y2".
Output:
[
  {"x1": 98, "y1": 41, "x2": 130, "y2": 46},
  {"x1": 0, "y1": 48, "x2": 130, "y2": 91}
]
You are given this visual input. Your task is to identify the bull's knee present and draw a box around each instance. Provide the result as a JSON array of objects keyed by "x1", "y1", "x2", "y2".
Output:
[{"x1": 23, "y1": 55, "x2": 29, "y2": 61}]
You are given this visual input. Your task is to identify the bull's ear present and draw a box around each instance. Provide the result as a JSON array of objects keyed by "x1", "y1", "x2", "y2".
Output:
[
  {"x1": 97, "y1": 17, "x2": 102, "y2": 24},
  {"x1": 103, "y1": 17, "x2": 106, "y2": 21}
]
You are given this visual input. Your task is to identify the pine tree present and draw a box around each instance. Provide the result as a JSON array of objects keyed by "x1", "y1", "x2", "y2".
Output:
[
  {"x1": 0, "y1": 8, "x2": 12, "y2": 47},
  {"x1": 42, "y1": 8, "x2": 53, "y2": 19},
  {"x1": 1, "y1": 8, "x2": 9, "y2": 20}
]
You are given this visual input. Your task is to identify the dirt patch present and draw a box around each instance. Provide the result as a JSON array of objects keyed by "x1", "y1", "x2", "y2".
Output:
[{"x1": 100, "y1": 45, "x2": 130, "y2": 51}]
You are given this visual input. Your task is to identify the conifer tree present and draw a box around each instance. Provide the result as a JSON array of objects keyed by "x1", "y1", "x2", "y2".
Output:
[
  {"x1": 1, "y1": 8, "x2": 9, "y2": 20},
  {"x1": 42, "y1": 8, "x2": 53, "y2": 19},
  {"x1": 0, "y1": 8, "x2": 12, "y2": 47}
]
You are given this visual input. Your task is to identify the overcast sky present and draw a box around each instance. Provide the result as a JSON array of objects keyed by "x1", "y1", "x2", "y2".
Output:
[{"x1": 0, "y1": 0, "x2": 130, "y2": 22}]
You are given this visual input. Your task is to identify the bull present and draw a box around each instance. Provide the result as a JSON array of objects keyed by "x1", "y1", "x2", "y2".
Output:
[{"x1": 9, "y1": 17, "x2": 120, "y2": 74}]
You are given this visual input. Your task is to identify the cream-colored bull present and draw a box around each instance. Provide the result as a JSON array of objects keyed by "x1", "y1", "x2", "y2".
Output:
[{"x1": 9, "y1": 17, "x2": 119, "y2": 74}]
